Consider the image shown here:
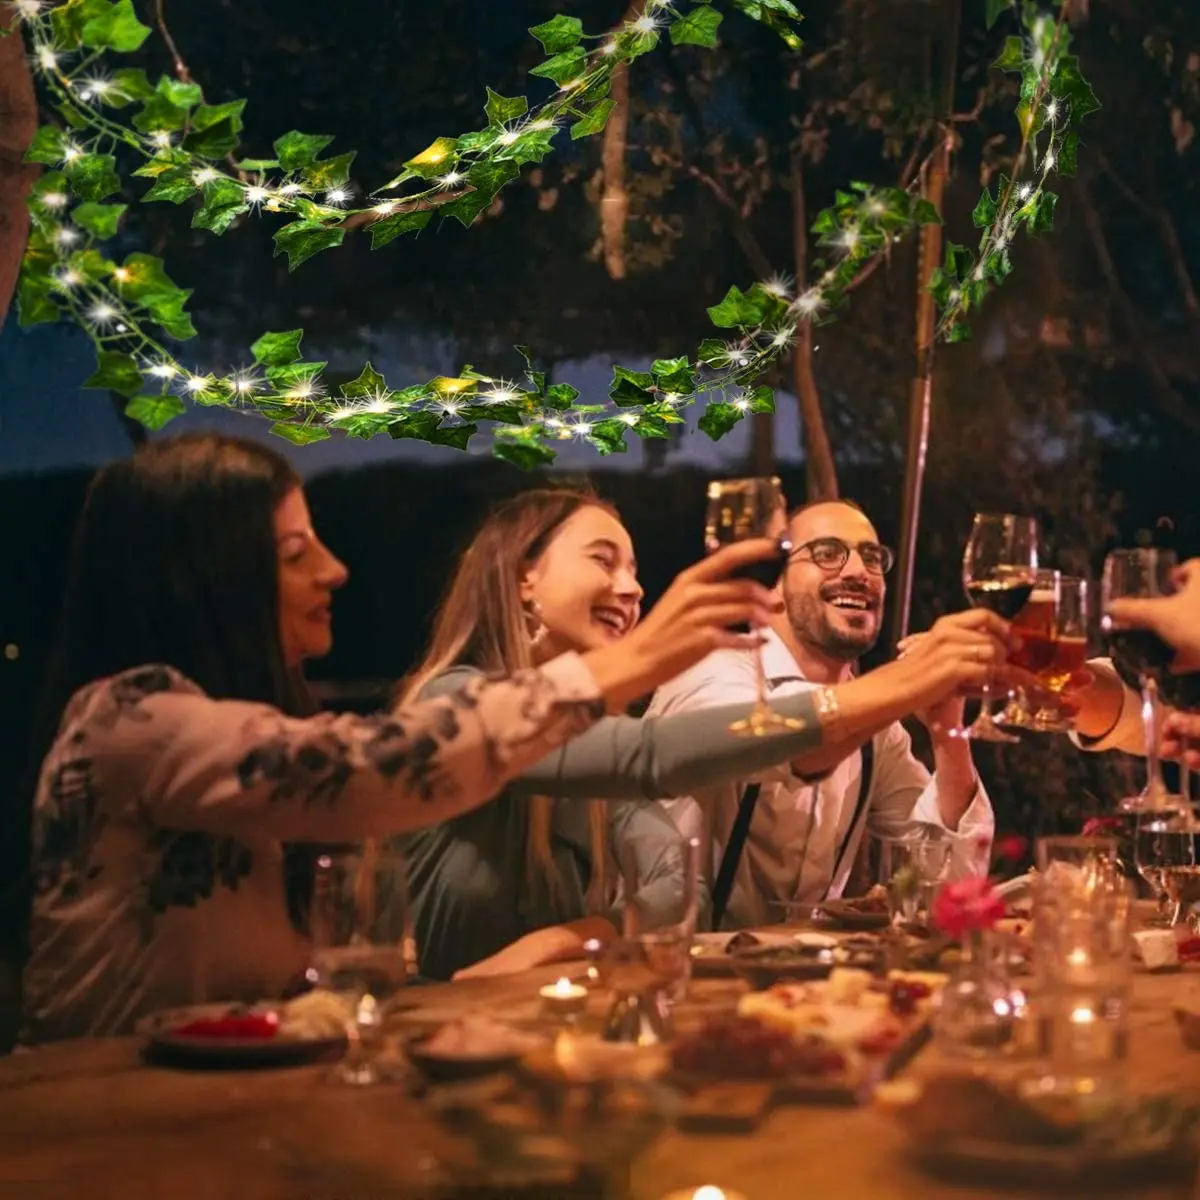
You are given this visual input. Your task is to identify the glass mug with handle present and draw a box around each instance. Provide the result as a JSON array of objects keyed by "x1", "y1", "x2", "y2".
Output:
[{"x1": 704, "y1": 477, "x2": 799, "y2": 736}]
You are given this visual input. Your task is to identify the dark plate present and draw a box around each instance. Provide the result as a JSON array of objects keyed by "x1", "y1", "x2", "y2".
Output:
[{"x1": 729, "y1": 944, "x2": 884, "y2": 990}]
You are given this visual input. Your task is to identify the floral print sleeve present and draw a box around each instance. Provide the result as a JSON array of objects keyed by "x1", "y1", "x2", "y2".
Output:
[{"x1": 72, "y1": 654, "x2": 605, "y2": 842}]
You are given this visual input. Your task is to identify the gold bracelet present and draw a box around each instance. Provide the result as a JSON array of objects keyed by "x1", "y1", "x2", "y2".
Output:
[{"x1": 812, "y1": 685, "x2": 849, "y2": 743}]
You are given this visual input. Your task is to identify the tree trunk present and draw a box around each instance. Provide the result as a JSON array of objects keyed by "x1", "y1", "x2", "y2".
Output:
[
  {"x1": 0, "y1": 11, "x2": 39, "y2": 328},
  {"x1": 789, "y1": 148, "x2": 838, "y2": 500},
  {"x1": 599, "y1": 0, "x2": 645, "y2": 282}
]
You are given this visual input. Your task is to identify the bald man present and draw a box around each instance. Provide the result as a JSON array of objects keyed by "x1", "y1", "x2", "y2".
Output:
[{"x1": 647, "y1": 498, "x2": 994, "y2": 929}]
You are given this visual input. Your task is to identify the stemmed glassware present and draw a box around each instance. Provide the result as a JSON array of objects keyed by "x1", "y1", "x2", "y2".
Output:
[
  {"x1": 704, "y1": 477, "x2": 800, "y2": 736},
  {"x1": 1101, "y1": 549, "x2": 1179, "y2": 813},
  {"x1": 959, "y1": 513, "x2": 1040, "y2": 742}
]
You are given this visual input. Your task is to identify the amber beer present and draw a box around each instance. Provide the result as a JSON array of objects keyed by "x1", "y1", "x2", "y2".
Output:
[
  {"x1": 1010, "y1": 588, "x2": 1057, "y2": 674},
  {"x1": 1041, "y1": 635, "x2": 1088, "y2": 691}
]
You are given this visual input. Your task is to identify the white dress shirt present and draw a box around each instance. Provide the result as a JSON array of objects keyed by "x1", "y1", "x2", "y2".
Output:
[
  {"x1": 645, "y1": 629, "x2": 995, "y2": 929},
  {"x1": 1069, "y1": 658, "x2": 1144, "y2": 756}
]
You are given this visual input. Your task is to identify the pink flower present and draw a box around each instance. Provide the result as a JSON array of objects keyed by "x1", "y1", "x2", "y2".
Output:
[
  {"x1": 931, "y1": 877, "x2": 1005, "y2": 940},
  {"x1": 1081, "y1": 817, "x2": 1124, "y2": 837},
  {"x1": 993, "y1": 834, "x2": 1027, "y2": 864}
]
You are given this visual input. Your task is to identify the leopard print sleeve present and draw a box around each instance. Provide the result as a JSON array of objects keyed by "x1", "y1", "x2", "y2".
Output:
[{"x1": 80, "y1": 654, "x2": 605, "y2": 841}]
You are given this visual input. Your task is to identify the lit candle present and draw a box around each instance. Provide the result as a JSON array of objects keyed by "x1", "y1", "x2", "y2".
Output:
[
  {"x1": 539, "y1": 976, "x2": 588, "y2": 1018},
  {"x1": 661, "y1": 1189, "x2": 748, "y2": 1200}
]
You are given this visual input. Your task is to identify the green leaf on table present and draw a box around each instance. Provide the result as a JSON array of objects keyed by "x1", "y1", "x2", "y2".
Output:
[
  {"x1": 529, "y1": 47, "x2": 587, "y2": 86},
  {"x1": 83, "y1": 351, "x2": 143, "y2": 398},
  {"x1": 669, "y1": 6, "x2": 723, "y2": 47},
  {"x1": 72, "y1": 201, "x2": 127, "y2": 238},
  {"x1": 993, "y1": 35, "x2": 1024, "y2": 72},
  {"x1": 707, "y1": 285, "x2": 764, "y2": 328},
  {"x1": 544, "y1": 383, "x2": 580, "y2": 409},
  {"x1": 25, "y1": 126, "x2": 66, "y2": 166},
  {"x1": 698, "y1": 401, "x2": 744, "y2": 440},
  {"x1": 66, "y1": 153, "x2": 121, "y2": 202},
  {"x1": 303, "y1": 151, "x2": 357, "y2": 191},
  {"x1": 985, "y1": 0, "x2": 1010, "y2": 28},
  {"x1": 484, "y1": 88, "x2": 528, "y2": 127},
  {"x1": 493, "y1": 439, "x2": 556, "y2": 470},
  {"x1": 124, "y1": 393, "x2": 185, "y2": 431},
  {"x1": 274, "y1": 130, "x2": 336, "y2": 172},
  {"x1": 16, "y1": 274, "x2": 60, "y2": 327},
  {"x1": 971, "y1": 188, "x2": 997, "y2": 228},
  {"x1": 81, "y1": 0, "x2": 151, "y2": 51},
  {"x1": 370, "y1": 207, "x2": 432, "y2": 249},
  {"x1": 529, "y1": 14, "x2": 583, "y2": 54},
  {"x1": 1055, "y1": 131, "x2": 1079, "y2": 178},
  {"x1": 746, "y1": 385, "x2": 775, "y2": 414},
  {"x1": 609, "y1": 366, "x2": 654, "y2": 406},
  {"x1": 340, "y1": 363, "x2": 388, "y2": 398},
  {"x1": 251, "y1": 329, "x2": 304, "y2": 368},
  {"x1": 651, "y1": 356, "x2": 695, "y2": 395},
  {"x1": 141, "y1": 166, "x2": 197, "y2": 204},
  {"x1": 273, "y1": 221, "x2": 346, "y2": 270},
  {"x1": 270, "y1": 422, "x2": 331, "y2": 446},
  {"x1": 182, "y1": 117, "x2": 240, "y2": 160},
  {"x1": 571, "y1": 100, "x2": 616, "y2": 140}
]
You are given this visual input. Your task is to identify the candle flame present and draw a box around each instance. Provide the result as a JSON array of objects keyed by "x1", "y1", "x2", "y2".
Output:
[{"x1": 693, "y1": 1188, "x2": 727, "y2": 1200}]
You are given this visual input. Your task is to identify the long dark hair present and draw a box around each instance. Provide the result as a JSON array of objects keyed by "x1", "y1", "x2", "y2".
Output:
[{"x1": 8, "y1": 434, "x2": 317, "y2": 965}]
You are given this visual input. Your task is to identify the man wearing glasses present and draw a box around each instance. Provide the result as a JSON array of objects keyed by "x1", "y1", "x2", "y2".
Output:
[{"x1": 647, "y1": 498, "x2": 994, "y2": 929}]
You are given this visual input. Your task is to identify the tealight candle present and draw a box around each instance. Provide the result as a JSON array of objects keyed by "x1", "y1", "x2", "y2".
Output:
[
  {"x1": 539, "y1": 976, "x2": 588, "y2": 1018},
  {"x1": 662, "y1": 1188, "x2": 748, "y2": 1200}
]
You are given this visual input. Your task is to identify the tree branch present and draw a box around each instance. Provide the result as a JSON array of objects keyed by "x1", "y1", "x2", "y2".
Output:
[
  {"x1": 599, "y1": 0, "x2": 646, "y2": 281},
  {"x1": 0, "y1": 6, "x2": 39, "y2": 329}
]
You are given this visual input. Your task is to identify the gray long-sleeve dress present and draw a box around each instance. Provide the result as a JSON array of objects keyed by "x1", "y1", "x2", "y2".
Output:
[{"x1": 396, "y1": 666, "x2": 824, "y2": 979}]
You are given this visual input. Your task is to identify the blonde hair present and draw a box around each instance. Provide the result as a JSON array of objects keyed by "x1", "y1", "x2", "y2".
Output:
[{"x1": 401, "y1": 488, "x2": 618, "y2": 911}]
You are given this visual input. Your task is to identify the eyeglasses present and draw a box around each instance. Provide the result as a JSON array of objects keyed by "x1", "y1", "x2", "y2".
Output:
[{"x1": 789, "y1": 537, "x2": 895, "y2": 576}]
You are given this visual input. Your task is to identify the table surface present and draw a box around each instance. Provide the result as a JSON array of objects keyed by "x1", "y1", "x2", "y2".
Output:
[{"x1": 2, "y1": 939, "x2": 1199, "y2": 1200}]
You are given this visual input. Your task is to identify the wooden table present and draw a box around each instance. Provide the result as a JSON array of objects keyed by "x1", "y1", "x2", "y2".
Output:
[{"x1": 1, "y1": 961, "x2": 1198, "y2": 1200}]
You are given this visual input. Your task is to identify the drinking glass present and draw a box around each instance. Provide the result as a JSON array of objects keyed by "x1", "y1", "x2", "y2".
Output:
[
  {"x1": 959, "y1": 513, "x2": 1040, "y2": 742},
  {"x1": 876, "y1": 834, "x2": 950, "y2": 926},
  {"x1": 1102, "y1": 549, "x2": 1178, "y2": 812},
  {"x1": 1135, "y1": 811, "x2": 1196, "y2": 926},
  {"x1": 1009, "y1": 573, "x2": 1090, "y2": 734},
  {"x1": 310, "y1": 845, "x2": 411, "y2": 1085},
  {"x1": 704, "y1": 477, "x2": 799, "y2": 736}
]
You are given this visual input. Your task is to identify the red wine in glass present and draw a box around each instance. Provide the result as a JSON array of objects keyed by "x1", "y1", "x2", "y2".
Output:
[{"x1": 965, "y1": 575, "x2": 1035, "y2": 621}]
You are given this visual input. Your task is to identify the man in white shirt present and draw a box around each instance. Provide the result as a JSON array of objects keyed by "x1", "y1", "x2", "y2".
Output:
[{"x1": 646, "y1": 498, "x2": 994, "y2": 928}]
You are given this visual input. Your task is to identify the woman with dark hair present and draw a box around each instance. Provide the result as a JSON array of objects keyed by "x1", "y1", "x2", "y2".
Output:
[
  {"x1": 20, "y1": 434, "x2": 791, "y2": 1041},
  {"x1": 397, "y1": 488, "x2": 1013, "y2": 981}
]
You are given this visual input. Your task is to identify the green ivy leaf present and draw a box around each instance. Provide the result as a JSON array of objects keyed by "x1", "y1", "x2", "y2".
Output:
[
  {"x1": 1056, "y1": 130, "x2": 1079, "y2": 178},
  {"x1": 133, "y1": 95, "x2": 189, "y2": 135},
  {"x1": 25, "y1": 126, "x2": 66, "y2": 166},
  {"x1": 270, "y1": 422, "x2": 332, "y2": 446},
  {"x1": 403, "y1": 137, "x2": 459, "y2": 179},
  {"x1": 669, "y1": 6, "x2": 723, "y2": 47},
  {"x1": 274, "y1": 130, "x2": 336, "y2": 172},
  {"x1": 698, "y1": 401, "x2": 744, "y2": 439},
  {"x1": 630, "y1": 412, "x2": 674, "y2": 439},
  {"x1": 251, "y1": 329, "x2": 304, "y2": 367},
  {"x1": 610, "y1": 366, "x2": 655, "y2": 406},
  {"x1": 141, "y1": 166, "x2": 197, "y2": 204},
  {"x1": 72, "y1": 201, "x2": 127, "y2": 238},
  {"x1": 529, "y1": 47, "x2": 587, "y2": 86},
  {"x1": 192, "y1": 197, "x2": 247, "y2": 235},
  {"x1": 484, "y1": 88, "x2": 528, "y2": 127},
  {"x1": 971, "y1": 188, "x2": 997, "y2": 228},
  {"x1": 747, "y1": 385, "x2": 775, "y2": 414},
  {"x1": 707, "y1": 285, "x2": 764, "y2": 328},
  {"x1": 107, "y1": 67, "x2": 155, "y2": 105},
  {"x1": 1028, "y1": 190, "x2": 1058, "y2": 234},
  {"x1": 370, "y1": 207, "x2": 432, "y2": 249},
  {"x1": 192, "y1": 100, "x2": 246, "y2": 135},
  {"x1": 943, "y1": 242, "x2": 971, "y2": 279},
  {"x1": 66, "y1": 153, "x2": 121, "y2": 202},
  {"x1": 442, "y1": 159, "x2": 519, "y2": 227},
  {"x1": 544, "y1": 383, "x2": 581, "y2": 409},
  {"x1": 504, "y1": 128, "x2": 556, "y2": 166},
  {"x1": 944, "y1": 316, "x2": 972, "y2": 344},
  {"x1": 925, "y1": 266, "x2": 954, "y2": 307},
  {"x1": 651, "y1": 356, "x2": 695, "y2": 394},
  {"x1": 50, "y1": 0, "x2": 110, "y2": 49},
  {"x1": 236, "y1": 157, "x2": 280, "y2": 172},
  {"x1": 273, "y1": 221, "x2": 346, "y2": 270},
  {"x1": 181, "y1": 117, "x2": 240, "y2": 160},
  {"x1": 589, "y1": 419, "x2": 630, "y2": 455},
  {"x1": 388, "y1": 411, "x2": 440, "y2": 441},
  {"x1": 697, "y1": 338, "x2": 728, "y2": 365},
  {"x1": 81, "y1": 0, "x2": 151, "y2": 51},
  {"x1": 571, "y1": 100, "x2": 616, "y2": 140},
  {"x1": 912, "y1": 197, "x2": 943, "y2": 226},
  {"x1": 529, "y1": 14, "x2": 583, "y2": 54},
  {"x1": 266, "y1": 361, "x2": 327, "y2": 391},
  {"x1": 993, "y1": 35, "x2": 1024, "y2": 72},
  {"x1": 83, "y1": 350, "x2": 143, "y2": 398},
  {"x1": 458, "y1": 403, "x2": 525, "y2": 425},
  {"x1": 1052, "y1": 55, "x2": 1101, "y2": 121},
  {"x1": 303, "y1": 151, "x2": 357, "y2": 191},
  {"x1": 16, "y1": 274, "x2": 60, "y2": 327},
  {"x1": 429, "y1": 423, "x2": 478, "y2": 451},
  {"x1": 156, "y1": 77, "x2": 203, "y2": 108},
  {"x1": 985, "y1": 0, "x2": 1011, "y2": 28},
  {"x1": 493, "y1": 440, "x2": 556, "y2": 470},
  {"x1": 340, "y1": 363, "x2": 388, "y2": 398},
  {"x1": 124, "y1": 393, "x2": 185, "y2": 431}
]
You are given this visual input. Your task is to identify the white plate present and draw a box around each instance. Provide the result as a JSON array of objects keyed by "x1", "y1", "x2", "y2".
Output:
[{"x1": 137, "y1": 1002, "x2": 345, "y2": 1067}]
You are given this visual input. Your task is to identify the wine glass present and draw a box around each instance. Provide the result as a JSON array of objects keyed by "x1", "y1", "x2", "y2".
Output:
[
  {"x1": 704, "y1": 477, "x2": 800, "y2": 736},
  {"x1": 959, "y1": 513, "x2": 1039, "y2": 742},
  {"x1": 1101, "y1": 549, "x2": 1179, "y2": 813},
  {"x1": 310, "y1": 844, "x2": 411, "y2": 1085}
]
